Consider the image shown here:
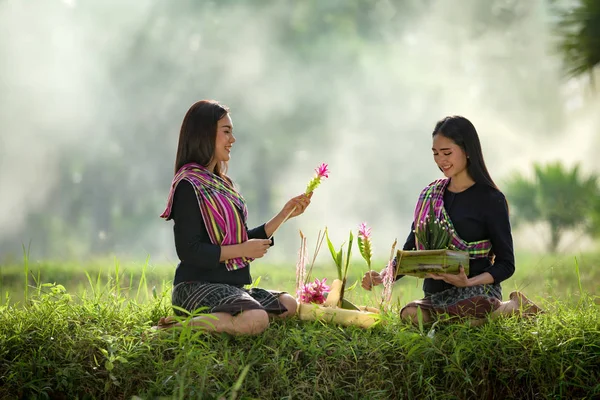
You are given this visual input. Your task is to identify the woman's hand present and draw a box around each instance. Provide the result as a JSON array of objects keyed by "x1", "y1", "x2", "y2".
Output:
[
  {"x1": 427, "y1": 265, "x2": 470, "y2": 287},
  {"x1": 361, "y1": 270, "x2": 384, "y2": 290},
  {"x1": 241, "y1": 239, "x2": 272, "y2": 259},
  {"x1": 281, "y1": 192, "x2": 312, "y2": 219},
  {"x1": 264, "y1": 193, "x2": 312, "y2": 238}
]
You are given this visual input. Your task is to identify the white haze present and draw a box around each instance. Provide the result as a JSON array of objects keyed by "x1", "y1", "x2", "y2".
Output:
[{"x1": 0, "y1": 0, "x2": 598, "y2": 267}]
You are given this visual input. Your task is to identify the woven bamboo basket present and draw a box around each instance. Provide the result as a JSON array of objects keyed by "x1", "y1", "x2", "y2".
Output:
[{"x1": 395, "y1": 249, "x2": 470, "y2": 278}]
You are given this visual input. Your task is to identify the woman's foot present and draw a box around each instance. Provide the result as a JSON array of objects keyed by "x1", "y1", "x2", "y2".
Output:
[
  {"x1": 509, "y1": 291, "x2": 544, "y2": 316},
  {"x1": 151, "y1": 316, "x2": 179, "y2": 330}
]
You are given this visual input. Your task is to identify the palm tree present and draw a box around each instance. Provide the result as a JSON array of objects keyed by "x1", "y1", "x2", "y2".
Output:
[
  {"x1": 505, "y1": 162, "x2": 598, "y2": 252},
  {"x1": 554, "y1": 0, "x2": 600, "y2": 82}
]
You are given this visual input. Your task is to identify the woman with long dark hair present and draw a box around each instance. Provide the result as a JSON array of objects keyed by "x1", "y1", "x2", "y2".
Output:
[
  {"x1": 156, "y1": 100, "x2": 311, "y2": 335},
  {"x1": 362, "y1": 116, "x2": 542, "y2": 324}
]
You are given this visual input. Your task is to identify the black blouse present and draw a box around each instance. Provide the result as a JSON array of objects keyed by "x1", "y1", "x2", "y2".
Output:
[
  {"x1": 399, "y1": 182, "x2": 515, "y2": 294},
  {"x1": 170, "y1": 180, "x2": 271, "y2": 286}
]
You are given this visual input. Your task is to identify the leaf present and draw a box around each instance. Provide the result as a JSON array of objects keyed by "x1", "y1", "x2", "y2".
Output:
[
  {"x1": 335, "y1": 248, "x2": 343, "y2": 280},
  {"x1": 339, "y1": 298, "x2": 360, "y2": 310},
  {"x1": 357, "y1": 236, "x2": 365, "y2": 261},
  {"x1": 230, "y1": 364, "x2": 252, "y2": 400},
  {"x1": 343, "y1": 231, "x2": 354, "y2": 279},
  {"x1": 105, "y1": 360, "x2": 114, "y2": 371},
  {"x1": 357, "y1": 235, "x2": 372, "y2": 268},
  {"x1": 345, "y1": 280, "x2": 358, "y2": 291},
  {"x1": 325, "y1": 228, "x2": 338, "y2": 266}
]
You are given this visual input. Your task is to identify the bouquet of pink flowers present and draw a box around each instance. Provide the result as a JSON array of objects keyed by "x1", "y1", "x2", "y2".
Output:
[
  {"x1": 297, "y1": 278, "x2": 330, "y2": 305},
  {"x1": 295, "y1": 228, "x2": 327, "y2": 304}
]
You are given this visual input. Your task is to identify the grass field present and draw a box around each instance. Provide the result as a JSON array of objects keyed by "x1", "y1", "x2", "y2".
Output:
[
  {"x1": 0, "y1": 251, "x2": 599, "y2": 399},
  {"x1": 2, "y1": 250, "x2": 599, "y2": 307}
]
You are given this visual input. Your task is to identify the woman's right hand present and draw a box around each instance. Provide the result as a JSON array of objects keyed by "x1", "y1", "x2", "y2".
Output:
[
  {"x1": 242, "y1": 239, "x2": 272, "y2": 259},
  {"x1": 361, "y1": 270, "x2": 383, "y2": 290}
]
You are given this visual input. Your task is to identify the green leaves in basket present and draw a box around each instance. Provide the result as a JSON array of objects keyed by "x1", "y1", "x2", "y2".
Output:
[{"x1": 414, "y1": 201, "x2": 454, "y2": 250}]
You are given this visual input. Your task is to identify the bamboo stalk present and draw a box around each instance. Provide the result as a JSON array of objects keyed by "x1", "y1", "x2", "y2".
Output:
[
  {"x1": 295, "y1": 231, "x2": 307, "y2": 294},
  {"x1": 297, "y1": 303, "x2": 380, "y2": 328},
  {"x1": 323, "y1": 278, "x2": 343, "y2": 307},
  {"x1": 268, "y1": 206, "x2": 296, "y2": 240},
  {"x1": 303, "y1": 229, "x2": 325, "y2": 286}
]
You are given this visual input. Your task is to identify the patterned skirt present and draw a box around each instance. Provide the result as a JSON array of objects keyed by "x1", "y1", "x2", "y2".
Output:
[
  {"x1": 402, "y1": 284, "x2": 503, "y2": 319},
  {"x1": 171, "y1": 281, "x2": 288, "y2": 316}
]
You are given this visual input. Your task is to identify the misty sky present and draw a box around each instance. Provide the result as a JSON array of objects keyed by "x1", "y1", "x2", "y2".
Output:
[{"x1": 0, "y1": 0, "x2": 598, "y2": 265}]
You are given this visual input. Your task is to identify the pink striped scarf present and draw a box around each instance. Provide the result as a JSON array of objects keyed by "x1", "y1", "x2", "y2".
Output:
[
  {"x1": 160, "y1": 163, "x2": 252, "y2": 271},
  {"x1": 414, "y1": 178, "x2": 491, "y2": 258}
]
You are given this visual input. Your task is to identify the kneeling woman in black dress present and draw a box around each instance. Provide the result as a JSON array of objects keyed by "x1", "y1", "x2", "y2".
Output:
[
  {"x1": 362, "y1": 116, "x2": 542, "y2": 325},
  {"x1": 157, "y1": 100, "x2": 311, "y2": 335}
]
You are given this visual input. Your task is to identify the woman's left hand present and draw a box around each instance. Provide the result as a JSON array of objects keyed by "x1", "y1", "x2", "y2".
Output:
[
  {"x1": 427, "y1": 265, "x2": 470, "y2": 287},
  {"x1": 281, "y1": 192, "x2": 312, "y2": 219}
]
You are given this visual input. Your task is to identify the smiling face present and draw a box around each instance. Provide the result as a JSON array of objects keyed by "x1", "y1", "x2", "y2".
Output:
[
  {"x1": 432, "y1": 133, "x2": 469, "y2": 179},
  {"x1": 211, "y1": 113, "x2": 235, "y2": 167}
]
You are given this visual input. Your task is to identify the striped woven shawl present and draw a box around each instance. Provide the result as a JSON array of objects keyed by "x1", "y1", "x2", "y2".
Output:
[
  {"x1": 161, "y1": 163, "x2": 252, "y2": 271},
  {"x1": 414, "y1": 178, "x2": 491, "y2": 259}
]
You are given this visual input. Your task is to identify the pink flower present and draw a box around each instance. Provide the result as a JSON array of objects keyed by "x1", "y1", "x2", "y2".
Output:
[
  {"x1": 305, "y1": 163, "x2": 330, "y2": 194},
  {"x1": 358, "y1": 222, "x2": 371, "y2": 240},
  {"x1": 297, "y1": 278, "x2": 330, "y2": 304},
  {"x1": 357, "y1": 222, "x2": 373, "y2": 268},
  {"x1": 381, "y1": 257, "x2": 395, "y2": 307},
  {"x1": 315, "y1": 163, "x2": 329, "y2": 179}
]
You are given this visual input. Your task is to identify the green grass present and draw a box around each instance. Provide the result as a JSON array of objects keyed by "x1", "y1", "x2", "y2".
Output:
[
  {"x1": 2, "y1": 250, "x2": 599, "y2": 307},
  {"x1": 0, "y1": 252, "x2": 599, "y2": 399}
]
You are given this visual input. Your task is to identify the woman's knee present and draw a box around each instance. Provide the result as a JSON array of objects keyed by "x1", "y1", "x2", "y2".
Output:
[
  {"x1": 278, "y1": 294, "x2": 298, "y2": 318},
  {"x1": 401, "y1": 306, "x2": 431, "y2": 323},
  {"x1": 235, "y1": 309, "x2": 270, "y2": 334},
  {"x1": 400, "y1": 306, "x2": 418, "y2": 320}
]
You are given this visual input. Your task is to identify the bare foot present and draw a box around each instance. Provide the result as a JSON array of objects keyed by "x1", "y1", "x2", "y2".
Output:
[{"x1": 509, "y1": 291, "x2": 544, "y2": 316}]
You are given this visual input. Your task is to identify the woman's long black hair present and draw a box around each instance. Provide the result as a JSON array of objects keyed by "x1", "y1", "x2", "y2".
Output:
[
  {"x1": 432, "y1": 116, "x2": 498, "y2": 190},
  {"x1": 174, "y1": 100, "x2": 230, "y2": 180}
]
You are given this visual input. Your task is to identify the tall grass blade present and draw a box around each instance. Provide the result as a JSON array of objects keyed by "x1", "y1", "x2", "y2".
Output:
[
  {"x1": 114, "y1": 256, "x2": 120, "y2": 297},
  {"x1": 229, "y1": 364, "x2": 251, "y2": 400},
  {"x1": 22, "y1": 242, "x2": 31, "y2": 302}
]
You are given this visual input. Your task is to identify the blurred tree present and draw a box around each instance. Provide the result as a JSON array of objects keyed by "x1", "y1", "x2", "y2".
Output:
[
  {"x1": 554, "y1": 0, "x2": 600, "y2": 82},
  {"x1": 505, "y1": 162, "x2": 599, "y2": 252},
  {"x1": 0, "y1": 0, "x2": 582, "y2": 259},
  {"x1": 587, "y1": 194, "x2": 600, "y2": 238}
]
